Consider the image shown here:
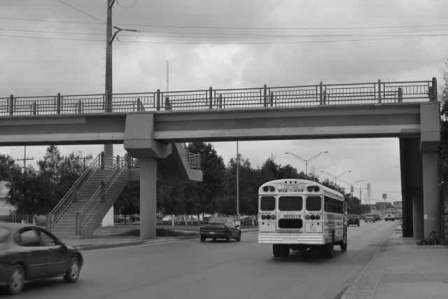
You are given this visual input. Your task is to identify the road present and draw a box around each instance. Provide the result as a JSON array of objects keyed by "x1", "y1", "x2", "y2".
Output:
[{"x1": 9, "y1": 221, "x2": 397, "y2": 299}]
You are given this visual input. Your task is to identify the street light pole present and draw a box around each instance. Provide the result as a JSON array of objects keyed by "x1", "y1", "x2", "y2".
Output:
[
  {"x1": 351, "y1": 179, "x2": 365, "y2": 202},
  {"x1": 284, "y1": 151, "x2": 328, "y2": 176}
]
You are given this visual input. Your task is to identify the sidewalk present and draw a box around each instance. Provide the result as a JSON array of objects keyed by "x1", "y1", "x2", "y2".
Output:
[{"x1": 342, "y1": 228, "x2": 448, "y2": 299}]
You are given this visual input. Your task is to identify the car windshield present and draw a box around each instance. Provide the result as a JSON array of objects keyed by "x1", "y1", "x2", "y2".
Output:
[{"x1": 0, "y1": 226, "x2": 11, "y2": 243}]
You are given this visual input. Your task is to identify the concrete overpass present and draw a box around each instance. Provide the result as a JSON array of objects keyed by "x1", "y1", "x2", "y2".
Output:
[{"x1": 0, "y1": 78, "x2": 441, "y2": 240}]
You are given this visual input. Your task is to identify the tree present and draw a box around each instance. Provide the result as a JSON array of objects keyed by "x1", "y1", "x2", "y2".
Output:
[
  {"x1": 114, "y1": 181, "x2": 140, "y2": 215},
  {"x1": 185, "y1": 142, "x2": 226, "y2": 215},
  {"x1": 7, "y1": 146, "x2": 88, "y2": 215}
]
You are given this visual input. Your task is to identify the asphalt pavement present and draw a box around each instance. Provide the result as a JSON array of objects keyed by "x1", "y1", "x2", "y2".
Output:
[{"x1": 6, "y1": 221, "x2": 397, "y2": 299}]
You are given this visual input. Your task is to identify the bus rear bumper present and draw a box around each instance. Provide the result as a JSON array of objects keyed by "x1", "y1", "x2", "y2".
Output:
[{"x1": 258, "y1": 232, "x2": 326, "y2": 245}]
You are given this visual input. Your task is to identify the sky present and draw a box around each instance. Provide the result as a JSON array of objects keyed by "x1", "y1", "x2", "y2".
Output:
[{"x1": 1, "y1": 0, "x2": 448, "y2": 204}]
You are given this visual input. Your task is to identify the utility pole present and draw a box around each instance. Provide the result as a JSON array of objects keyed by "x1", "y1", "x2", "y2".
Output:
[
  {"x1": 104, "y1": 0, "x2": 115, "y2": 167},
  {"x1": 16, "y1": 146, "x2": 34, "y2": 173},
  {"x1": 236, "y1": 141, "x2": 240, "y2": 217},
  {"x1": 104, "y1": 0, "x2": 138, "y2": 166}
]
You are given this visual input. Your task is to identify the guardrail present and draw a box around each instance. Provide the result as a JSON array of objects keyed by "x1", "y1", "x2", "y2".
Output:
[{"x1": 3, "y1": 78, "x2": 437, "y2": 117}]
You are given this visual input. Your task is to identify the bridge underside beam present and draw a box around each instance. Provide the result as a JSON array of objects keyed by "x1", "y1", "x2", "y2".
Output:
[
  {"x1": 154, "y1": 104, "x2": 421, "y2": 142},
  {"x1": 0, "y1": 114, "x2": 126, "y2": 146},
  {"x1": 0, "y1": 103, "x2": 422, "y2": 146}
]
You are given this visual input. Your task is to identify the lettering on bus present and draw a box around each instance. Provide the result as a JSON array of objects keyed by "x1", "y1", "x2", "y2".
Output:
[{"x1": 278, "y1": 185, "x2": 305, "y2": 193}]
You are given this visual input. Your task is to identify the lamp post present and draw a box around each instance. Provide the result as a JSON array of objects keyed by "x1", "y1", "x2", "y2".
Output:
[
  {"x1": 320, "y1": 169, "x2": 352, "y2": 185},
  {"x1": 284, "y1": 151, "x2": 328, "y2": 176}
]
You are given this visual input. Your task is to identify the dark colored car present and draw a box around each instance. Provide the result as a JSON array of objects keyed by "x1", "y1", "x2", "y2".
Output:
[
  {"x1": 347, "y1": 215, "x2": 360, "y2": 227},
  {"x1": 0, "y1": 223, "x2": 83, "y2": 295},
  {"x1": 200, "y1": 217, "x2": 241, "y2": 242},
  {"x1": 384, "y1": 213, "x2": 395, "y2": 221},
  {"x1": 364, "y1": 215, "x2": 376, "y2": 223}
]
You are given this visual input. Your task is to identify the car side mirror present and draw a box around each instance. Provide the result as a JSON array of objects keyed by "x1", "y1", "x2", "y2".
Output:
[
  {"x1": 58, "y1": 243, "x2": 68, "y2": 251},
  {"x1": 235, "y1": 224, "x2": 240, "y2": 229}
]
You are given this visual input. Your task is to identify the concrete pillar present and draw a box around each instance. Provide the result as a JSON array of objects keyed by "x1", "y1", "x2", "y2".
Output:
[
  {"x1": 422, "y1": 149, "x2": 440, "y2": 238},
  {"x1": 139, "y1": 158, "x2": 157, "y2": 240},
  {"x1": 400, "y1": 138, "x2": 423, "y2": 239},
  {"x1": 104, "y1": 144, "x2": 114, "y2": 168},
  {"x1": 412, "y1": 194, "x2": 424, "y2": 240}
]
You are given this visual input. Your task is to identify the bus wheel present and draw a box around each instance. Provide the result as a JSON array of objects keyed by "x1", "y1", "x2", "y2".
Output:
[
  {"x1": 273, "y1": 244, "x2": 281, "y2": 258},
  {"x1": 325, "y1": 243, "x2": 334, "y2": 258},
  {"x1": 273, "y1": 245, "x2": 289, "y2": 258},
  {"x1": 340, "y1": 233, "x2": 347, "y2": 252}
]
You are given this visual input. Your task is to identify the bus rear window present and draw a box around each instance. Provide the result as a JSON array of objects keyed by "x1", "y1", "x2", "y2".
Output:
[
  {"x1": 260, "y1": 196, "x2": 275, "y2": 211},
  {"x1": 306, "y1": 196, "x2": 322, "y2": 211},
  {"x1": 279, "y1": 196, "x2": 302, "y2": 211}
]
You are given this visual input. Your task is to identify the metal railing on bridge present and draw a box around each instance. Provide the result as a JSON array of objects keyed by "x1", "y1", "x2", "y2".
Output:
[{"x1": 2, "y1": 78, "x2": 437, "y2": 117}]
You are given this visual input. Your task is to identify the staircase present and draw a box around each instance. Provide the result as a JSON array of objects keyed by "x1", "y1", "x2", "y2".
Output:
[
  {"x1": 48, "y1": 145, "x2": 202, "y2": 239},
  {"x1": 48, "y1": 154, "x2": 130, "y2": 238}
]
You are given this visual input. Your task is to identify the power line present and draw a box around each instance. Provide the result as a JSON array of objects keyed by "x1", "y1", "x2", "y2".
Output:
[
  {"x1": 55, "y1": 0, "x2": 104, "y2": 23},
  {"x1": 2, "y1": 30, "x2": 448, "y2": 44},
  {"x1": 3, "y1": 15, "x2": 448, "y2": 33}
]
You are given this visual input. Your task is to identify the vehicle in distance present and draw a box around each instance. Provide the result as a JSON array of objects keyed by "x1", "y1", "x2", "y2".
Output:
[
  {"x1": 384, "y1": 213, "x2": 396, "y2": 221},
  {"x1": 0, "y1": 223, "x2": 83, "y2": 295},
  {"x1": 347, "y1": 215, "x2": 360, "y2": 227},
  {"x1": 364, "y1": 215, "x2": 377, "y2": 222},
  {"x1": 200, "y1": 217, "x2": 241, "y2": 242}
]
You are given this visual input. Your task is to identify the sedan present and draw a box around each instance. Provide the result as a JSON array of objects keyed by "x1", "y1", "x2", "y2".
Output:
[
  {"x1": 0, "y1": 223, "x2": 83, "y2": 295},
  {"x1": 347, "y1": 215, "x2": 360, "y2": 227},
  {"x1": 200, "y1": 217, "x2": 241, "y2": 242}
]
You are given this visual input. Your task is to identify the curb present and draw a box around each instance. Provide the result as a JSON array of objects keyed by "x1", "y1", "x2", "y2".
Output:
[
  {"x1": 340, "y1": 239, "x2": 389, "y2": 299},
  {"x1": 75, "y1": 240, "x2": 145, "y2": 251},
  {"x1": 74, "y1": 228, "x2": 258, "y2": 251}
]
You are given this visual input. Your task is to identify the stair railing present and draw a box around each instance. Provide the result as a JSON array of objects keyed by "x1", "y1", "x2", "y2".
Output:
[
  {"x1": 48, "y1": 153, "x2": 102, "y2": 230},
  {"x1": 76, "y1": 157, "x2": 130, "y2": 236},
  {"x1": 179, "y1": 143, "x2": 201, "y2": 169},
  {"x1": 79, "y1": 167, "x2": 129, "y2": 237}
]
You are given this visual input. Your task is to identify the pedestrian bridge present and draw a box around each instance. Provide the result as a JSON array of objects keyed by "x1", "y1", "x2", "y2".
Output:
[{"x1": 0, "y1": 78, "x2": 441, "y2": 241}]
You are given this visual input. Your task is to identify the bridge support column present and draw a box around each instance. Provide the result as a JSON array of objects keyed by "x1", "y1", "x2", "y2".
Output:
[
  {"x1": 422, "y1": 149, "x2": 440, "y2": 238},
  {"x1": 104, "y1": 144, "x2": 114, "y2": 168},
  {"x1": 139, "y1": 158, "x2": 157, "y2": 240},
  {"x1": 420, "y1": 102, "x2": 441, "y2": 238},
  {"x1": 124, "y1": 114, "x2": 172, "y2": 240},
  {"x1": 400, "y1": 138, "x2": 423, "y2": 238}
]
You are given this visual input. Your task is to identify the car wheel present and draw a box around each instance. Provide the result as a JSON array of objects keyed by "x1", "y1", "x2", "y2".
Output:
[
  {"x1": 235, "y1": 232, "x2": 241, "y2": 242},
  {"x1": 212, "y1": 238, "x2": 216, "y2": 242},
  {"x1": 64, "y1": 256, "x2": 81, "y2": 283},
  {"x1": 225, "y1": 234, "x2": 230, "y2": 242},
  {"x1": 7, "y1": 264, "x2": 25, "y2": 295},
  {"x1": 200, "y1": 235, "x2": 206, "y2": 242}
]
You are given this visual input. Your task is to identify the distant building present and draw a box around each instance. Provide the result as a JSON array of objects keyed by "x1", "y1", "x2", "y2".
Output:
[
  {"x1": 375, "y1": 201, "x2": 394, "y2": 211},
  {"x1": 392, "y1": 201, "x2": 402, "y2": 209}
]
